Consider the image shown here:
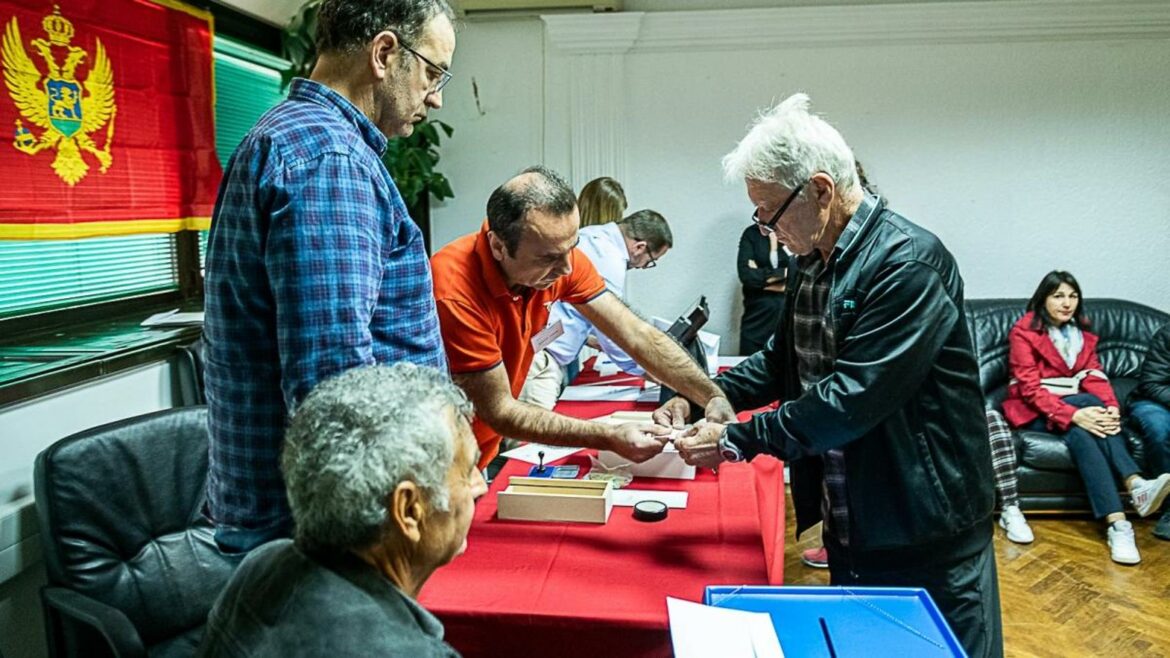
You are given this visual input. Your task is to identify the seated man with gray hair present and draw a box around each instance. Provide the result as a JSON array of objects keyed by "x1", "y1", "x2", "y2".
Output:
[{"x1": 198, "y1": 363, "x2": 485, "y2": 657}]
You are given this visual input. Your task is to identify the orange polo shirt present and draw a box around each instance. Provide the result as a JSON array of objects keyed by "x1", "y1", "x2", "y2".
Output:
[{"x1": 431, "y1": 223, "x2": 607, "y2": 468}]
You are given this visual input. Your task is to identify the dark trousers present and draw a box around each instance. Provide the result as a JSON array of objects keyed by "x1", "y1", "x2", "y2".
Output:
[
  {"x1": 1025, "y1": 393, "x2": 1141, "y2": 518},
  {"x1": 1129, "y1": 399, "x2": 1170, "y2": 476},
  {"x1": 825, "y1": 532, "x2": 1004, "y2": 658}
]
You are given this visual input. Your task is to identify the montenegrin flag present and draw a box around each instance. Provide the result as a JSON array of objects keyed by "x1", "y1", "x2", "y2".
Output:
[{"x1": 0, "y1": 0, "x2": 221, "y2": 239}]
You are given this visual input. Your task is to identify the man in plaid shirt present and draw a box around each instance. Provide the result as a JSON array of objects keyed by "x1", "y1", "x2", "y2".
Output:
[{"x1": 203, "y1": 0, "x2": 456, "y2": 553}]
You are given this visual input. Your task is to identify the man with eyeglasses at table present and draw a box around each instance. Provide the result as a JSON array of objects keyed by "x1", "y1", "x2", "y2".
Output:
[
  {"x1": 519, "y1": 208, "x2": 675, "y2": 411},
  {"x1": 658, "y1": 93, "x2": 1003, "y2": 658},
  {"x1": 431, "y1": 166, "x2": 734, "y2": 472},
  {"x1": 204, "y1": 0, "x2": 458, "y2": 554}
]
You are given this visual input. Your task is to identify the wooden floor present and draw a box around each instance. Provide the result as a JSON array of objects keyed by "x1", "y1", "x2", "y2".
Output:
[{"x1": 782, "y1": 496, "x2": 1170, "y2": 657}]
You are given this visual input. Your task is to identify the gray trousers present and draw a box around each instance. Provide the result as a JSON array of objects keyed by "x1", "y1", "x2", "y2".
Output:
[{"x1": 825, "y1": 534, "x2": 1004, "y2": 658}]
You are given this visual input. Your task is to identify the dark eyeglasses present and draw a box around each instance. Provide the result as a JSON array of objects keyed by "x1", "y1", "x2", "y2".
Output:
[
  {"x1": 401, "y1": 43, "x2": 452, "y2": 94},
  {"x1": 751, "y1": 182, "x2": 805, "y2": 234},
  {"x1": 643, "y1": 253, "x2": 658, "y2": 269}
]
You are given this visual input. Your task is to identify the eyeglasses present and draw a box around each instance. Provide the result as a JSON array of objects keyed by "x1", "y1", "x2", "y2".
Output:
[
  {"x1": 751, "y1": 181, "x2": 805, "y2": 234},
  {"x1": 401, "y1": 43, "x2": 452, "y2": 94},
  {"x1": 643, "y1": 253, "x2": 658, "y2": 269}
]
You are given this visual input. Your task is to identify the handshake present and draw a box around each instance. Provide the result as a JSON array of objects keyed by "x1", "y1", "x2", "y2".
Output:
[{"x1": 603, "y1": 396, "x2": 737, "y2": 469}]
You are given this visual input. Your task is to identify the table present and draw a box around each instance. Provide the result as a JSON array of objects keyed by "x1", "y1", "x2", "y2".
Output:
[{"x1": 419, "y1": 368, "x2": 785, "y2": 658}]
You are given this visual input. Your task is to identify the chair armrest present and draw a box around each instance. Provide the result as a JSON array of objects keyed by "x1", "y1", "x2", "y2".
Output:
[{"x1": 41, "y1": 587, "x2": 147, "y2": 658}]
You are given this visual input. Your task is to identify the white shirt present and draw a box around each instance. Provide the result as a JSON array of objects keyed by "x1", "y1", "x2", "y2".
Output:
[{"x1": 544, "y1": 223, "x2": 644, "y2": 375}]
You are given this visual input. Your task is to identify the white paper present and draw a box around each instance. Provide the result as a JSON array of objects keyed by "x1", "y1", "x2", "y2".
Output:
[
  {"x1": 667, "y1": 597, "x2": 784, "y2": 658},
  {"x1": 559, "y1": 385, "x2": 642, "y2": 402},
  {"x1": 141, "y1": 309, "x2": 205, "y2": 327},
  {"x1": 499, "y1": 443, "x2": 583, "y2": 465},
  {"x1": 612, "y1": 489, "x2": 688, "y2": 509},
  {"x1": 637, "y1": 384, "x2": 661, "y2": 403},
  {"x1": 593, "y1": 353, "x2": 621, "y2": 377},
  {"x1": 590, "y1": 411, "x2": 655, "y2": 425}
]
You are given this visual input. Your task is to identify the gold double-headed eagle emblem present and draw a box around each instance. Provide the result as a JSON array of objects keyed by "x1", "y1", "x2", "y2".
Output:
[{"x1": 2, "y1": 5, "x2": 116, "y2": 186}]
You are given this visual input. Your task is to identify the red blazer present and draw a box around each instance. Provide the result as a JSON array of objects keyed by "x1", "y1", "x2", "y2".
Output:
[{"x1": 1002, "y1": 311, "x2": 1118, "y2": 431}]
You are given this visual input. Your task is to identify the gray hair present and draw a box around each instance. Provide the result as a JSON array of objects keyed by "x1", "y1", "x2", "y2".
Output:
[
  {"x1": 316, "y1": 0, "x2": 455, "y2": 55},
  {"x1": 617, "y1": 209, "x2": 673, "y2": 253},
  {"x1": 486, "y1": 165, "x2": 578, "y2": 257},
  {"x1": 281, "y1": 363, "x2": 473, "y2": 553},
  {"x1": 722, "y1": 93, "x2": 859, "y2": 197}
]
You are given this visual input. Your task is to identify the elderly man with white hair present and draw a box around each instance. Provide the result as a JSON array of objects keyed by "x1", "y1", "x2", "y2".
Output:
[
  {"x1": 198, "y1": 363, "x2": 486, "y2": 657},
  {"x1": 657, "y1": 94, "x2": 1003, "y2": 658}
]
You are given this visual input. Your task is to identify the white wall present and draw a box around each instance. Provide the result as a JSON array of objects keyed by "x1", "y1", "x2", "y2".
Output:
[{"x1": 431, "y1": 0, "x2": 1170, "y2": 353}]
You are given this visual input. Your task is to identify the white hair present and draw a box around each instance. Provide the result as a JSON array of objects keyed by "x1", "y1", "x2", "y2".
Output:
[
  {"x1": 722, "y1": 93, "x2": 859, "y2": 196},
  {"x1": 282, "y1": 362, "x2": 472, "y2": 553}
]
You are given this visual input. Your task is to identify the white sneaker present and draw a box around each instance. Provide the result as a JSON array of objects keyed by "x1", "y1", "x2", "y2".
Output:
[
  {"x1": 1131, "y1": 473, "x2": 1170, "y2": 518},
  {"x1": 998, "y1": 505, "x2": 1034, "y2": 544},
  {"x1": 1107, "y1": 520, "x2": 1141, "y2": 565}
]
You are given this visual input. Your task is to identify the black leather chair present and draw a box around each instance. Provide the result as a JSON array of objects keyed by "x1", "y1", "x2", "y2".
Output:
[
  {"x1": 34, "y1": 406, "x2": 240, "y2": 658},
  {"x1": 172, "y1": 338, "x2": 206, "y2": 406},
  {"x1": 966, "y1": 298, "x2": 1170, "y2": 512}
]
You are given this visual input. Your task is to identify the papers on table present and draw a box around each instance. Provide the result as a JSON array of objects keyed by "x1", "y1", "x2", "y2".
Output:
[
  {"x1": 499, "y1": 443, "x2": 583, "y2": 465},
  {"x1": 637, "y1": 384, "x2": 661, "y2": 403},
  {"x1": 593, "y1": 353, "x2": 621, "y2": 377},
  {"x1": 612, "y1": 488, "x2": 688, "y2": 509},
  {"x1": 141, "y1": 309, "x2": 204, "y2": 327},
  {"x1": 667, "y1": 597, "x2": 784, "y2": 658},
  {"x1": 559, "y1": 385, "x2": 643, "y2": 402}
]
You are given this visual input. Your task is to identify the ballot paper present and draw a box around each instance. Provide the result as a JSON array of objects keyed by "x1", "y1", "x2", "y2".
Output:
[
  {"x1": 499, "y1": 442, "x2": 583, "y2": 465},
  {"x1": 559, "y1": 385, "x2": 642, "y2": 402},
  {"x1": 612, "y1": 489, "x2": 688, "y2": 509},
  {"x1": 667, "y1": 597, "x2": 784, "y2": 658},
  {"x1": 140, "y1": 309, "x2": 205, "y2": 327}
]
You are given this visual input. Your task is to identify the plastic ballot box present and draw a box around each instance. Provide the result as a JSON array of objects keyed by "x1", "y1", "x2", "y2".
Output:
[{"x1": 703, "y1": 586, "x2": 966, "y2": 658}]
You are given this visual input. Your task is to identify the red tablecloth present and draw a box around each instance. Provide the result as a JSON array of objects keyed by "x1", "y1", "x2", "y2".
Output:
[{"x1": 419, "y1": 368, "x2": 784, "y2": 658}]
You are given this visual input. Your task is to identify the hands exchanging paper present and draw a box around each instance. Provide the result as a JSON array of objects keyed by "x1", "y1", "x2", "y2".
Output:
[{"x1": 650, "y1": 395, "x2": 737, "y2": 468}]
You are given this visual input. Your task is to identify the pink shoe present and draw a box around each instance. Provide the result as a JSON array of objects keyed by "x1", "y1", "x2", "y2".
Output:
[{"x1": 801, "y1": 547, "x2": 829, "y2": 569}]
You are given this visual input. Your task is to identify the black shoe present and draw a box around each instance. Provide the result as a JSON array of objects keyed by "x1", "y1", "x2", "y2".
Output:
[{"x1": 1155, "y1": 510, "x2": 1170, "y2": 541}]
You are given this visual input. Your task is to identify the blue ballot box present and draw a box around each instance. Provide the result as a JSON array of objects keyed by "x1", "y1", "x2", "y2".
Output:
[{"x1": 703, "y1": 585, "x2": 965, "y2": 658}]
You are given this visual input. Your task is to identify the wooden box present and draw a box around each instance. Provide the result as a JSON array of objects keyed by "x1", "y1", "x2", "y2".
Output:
[{"x1": 497, "y1": 477, "x2": 613, "y2": 524}]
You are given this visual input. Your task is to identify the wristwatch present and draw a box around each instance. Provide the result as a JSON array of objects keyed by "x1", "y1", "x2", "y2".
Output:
[{"x1": 718, "y1": 426, "x2": 744, "y2": 463}]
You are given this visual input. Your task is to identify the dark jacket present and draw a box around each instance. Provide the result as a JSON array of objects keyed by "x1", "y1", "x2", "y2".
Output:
[
  {"x1": 1130, "y1": 323, "x2": 1170, "y2": 409},
  {"x1": 737, "y1": 225, "x2": 789, "y2": 354},
  {"x1": 717, "y1": 195, "x2": 994, "y2": 563},
  {"x1": 198, "y1": 539, "x2": 460, "y2": 657}
]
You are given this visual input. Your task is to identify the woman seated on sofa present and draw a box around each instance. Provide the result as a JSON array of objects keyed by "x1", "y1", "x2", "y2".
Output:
[{"x1": 1003, "y1": 270, "x2": 1170, "y2": 564}]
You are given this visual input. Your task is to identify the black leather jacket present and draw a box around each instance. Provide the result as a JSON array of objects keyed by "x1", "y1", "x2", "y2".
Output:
[
  {"x1": 717, "y1": 195, "x2": 994, "y2": 560},
  {"x1": 1131, "y1": 323, "x2": 1170, "y2": 409}
]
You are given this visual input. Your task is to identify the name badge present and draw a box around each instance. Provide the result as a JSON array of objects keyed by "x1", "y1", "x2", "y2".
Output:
[{"x1": 531, "y1": 320, "x2": 565, "y2": 353}]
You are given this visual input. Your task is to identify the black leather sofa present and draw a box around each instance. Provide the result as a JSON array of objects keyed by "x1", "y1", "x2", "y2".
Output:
[{"x1": 965, "y1": 298, "x2": 1170, "y2": 512}]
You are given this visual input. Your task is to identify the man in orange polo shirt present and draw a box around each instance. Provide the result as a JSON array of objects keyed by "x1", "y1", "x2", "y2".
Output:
[{"x1": 432, "y1": 166, "x2": 733, "y2": 469}]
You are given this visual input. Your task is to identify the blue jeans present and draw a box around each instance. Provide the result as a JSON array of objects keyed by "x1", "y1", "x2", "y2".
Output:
[
  {"x1": 1025, "y1": 393, "x2": 1140, "y2": 518},
  {"x1": 213, "y1": 518, "x2": 292, "y2": 554},
  {"x1": 1129, "y1": 399, "x2": 1170, "y2": 476}
]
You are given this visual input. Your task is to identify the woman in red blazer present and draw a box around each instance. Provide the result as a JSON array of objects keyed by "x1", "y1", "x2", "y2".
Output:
[{"x1": 1002, "y1": 271, "x2": 1170, "y2": 565}]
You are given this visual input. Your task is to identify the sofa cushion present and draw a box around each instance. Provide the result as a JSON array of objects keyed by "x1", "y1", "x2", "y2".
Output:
[{"x1": 1017, "y1": 431, "x2": 1074, "y2": 470}]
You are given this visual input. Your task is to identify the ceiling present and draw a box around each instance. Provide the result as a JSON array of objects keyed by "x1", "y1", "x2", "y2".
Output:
[{"x1": 213, "y1": 0, "x2": 985, "y2": 29}]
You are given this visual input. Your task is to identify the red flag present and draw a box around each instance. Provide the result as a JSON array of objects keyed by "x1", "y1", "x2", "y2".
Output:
[{"x1": 0, "y1": 0, "x2": 221, "y2": 239}]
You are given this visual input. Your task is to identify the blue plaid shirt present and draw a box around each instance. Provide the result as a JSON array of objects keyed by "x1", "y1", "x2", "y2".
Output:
[{"x1": 204, "y1": 79, "x2": 447, "y2": 535}]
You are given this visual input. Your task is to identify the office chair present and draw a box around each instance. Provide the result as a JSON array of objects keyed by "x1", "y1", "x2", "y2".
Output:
[
  {"x1": 172, "y1": 338, "x2": 206, "y2": 406},
  {"x1": 34, "y1": 406, "x2": 239, "y2": 658}
]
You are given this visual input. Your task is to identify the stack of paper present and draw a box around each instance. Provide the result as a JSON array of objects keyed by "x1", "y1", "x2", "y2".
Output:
[{"x1": 667, "y1": 597, "x2": 784, "y2": 658}]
